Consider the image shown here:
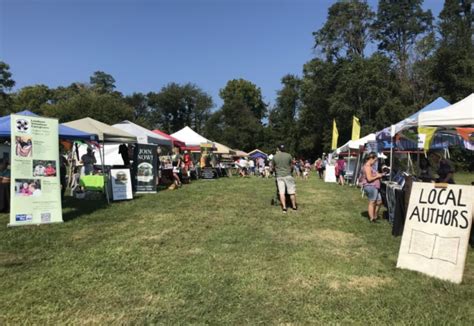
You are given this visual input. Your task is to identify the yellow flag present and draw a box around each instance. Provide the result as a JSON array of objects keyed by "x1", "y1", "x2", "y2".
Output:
[
  {"x1": 418, "y1": 127, "x2": 437, "y2": 152},
  {"x1": 351, "y1": 116, "x2": 360, "y2": 141},
  {"x1": 331, "y1": 119, "x2": 339, "y2": 150}
]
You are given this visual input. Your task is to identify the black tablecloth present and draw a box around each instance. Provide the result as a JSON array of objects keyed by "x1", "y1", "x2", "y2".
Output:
[
  {"x1": 0, "y1": 183, "x2": 11, "y2": 212},
  {"x1": 381, "y1": 182, "x2": 407, "y2": 237}
]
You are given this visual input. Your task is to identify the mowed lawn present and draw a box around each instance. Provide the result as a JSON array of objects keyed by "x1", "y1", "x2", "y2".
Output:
[{"x1": 1, "y1": 173, "x2": 474, "y2": 324}]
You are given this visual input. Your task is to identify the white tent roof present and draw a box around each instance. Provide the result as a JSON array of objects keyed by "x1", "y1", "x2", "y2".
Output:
[
  {"x1": 418, "y1": 93, "x2": 474, "y2": 127},
  {"x1": 170, "y1": 126, "x2": 212, "y2": 146},
  {"x1": 112, "y1": 121, "x2": 172, "y2": 146},
  {"x1": 336, "y1": 133, "x2": 376, "y2": 154},
  {"x1": 63, "y1": 117, "x2": 137, "y2": 143}
]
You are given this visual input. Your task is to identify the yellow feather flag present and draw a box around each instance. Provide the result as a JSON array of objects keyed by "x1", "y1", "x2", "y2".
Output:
[
  {"x1": 418, "y1": 127, "x2": 437, "y2": 153},
  {"x1": 331, "y1": 119, "x2": 339, "y2": 150},
  {"x1": 351, "y1": 116, "x2": 361, "y2": 141}
]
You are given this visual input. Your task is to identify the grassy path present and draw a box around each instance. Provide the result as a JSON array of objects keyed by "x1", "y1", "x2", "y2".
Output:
[{"x1": 1, "y1": 174, "x2": 473, "y2": 324}]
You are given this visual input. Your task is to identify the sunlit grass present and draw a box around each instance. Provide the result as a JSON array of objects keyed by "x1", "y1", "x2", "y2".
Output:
[{"x1": 1, "y1": 173, "x2": 473, "y2": 324}]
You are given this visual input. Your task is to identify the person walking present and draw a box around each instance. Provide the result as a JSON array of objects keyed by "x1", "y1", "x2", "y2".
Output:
[
  {"x1": 315, "y1": 158, "x2": 323, "y2": 179},
  {"x1": 272, "y1": 144, "x2": 297, "y2": 213},
  {"x1": 360, "y1": 152, "x2": 383, "y2": 222},
  {"x1": 336, "y1": 156, "x2": 346, "y2": 185}
]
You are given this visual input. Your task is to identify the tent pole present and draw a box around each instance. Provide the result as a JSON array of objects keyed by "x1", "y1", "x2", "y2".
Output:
[
  {"x1": 389, "y1": 136, "x2": 394, "y2": 182},
  {"x1": 348, "y1": 148, "x2": 351, "y2": 184},
  {"x1": 100, "y1": 142, "x2": 110, "y2": 204}
]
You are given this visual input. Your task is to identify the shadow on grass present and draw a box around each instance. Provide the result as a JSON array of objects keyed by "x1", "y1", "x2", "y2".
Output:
[
  {"x1": 62, "y1": 196, "x2": 109, "y2": 222},
  {"x1": 360, "y1": 211, "x2": 369, "y2": 219}
]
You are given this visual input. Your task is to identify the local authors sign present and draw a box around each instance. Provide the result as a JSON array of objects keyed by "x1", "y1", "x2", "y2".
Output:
[{"x1": 397, "y1": 182, "x2": 473, "y2": 284}]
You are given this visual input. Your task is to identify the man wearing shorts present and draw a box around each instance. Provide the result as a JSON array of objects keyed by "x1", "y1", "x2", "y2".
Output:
[{"x1": 272, "y1": 145, "x2": 297, "y2": 213}]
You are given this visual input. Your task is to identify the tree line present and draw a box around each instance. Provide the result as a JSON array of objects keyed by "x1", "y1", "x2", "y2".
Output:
[{"x1": 0, "y1": 0, "x2": 472, "y2": 157}]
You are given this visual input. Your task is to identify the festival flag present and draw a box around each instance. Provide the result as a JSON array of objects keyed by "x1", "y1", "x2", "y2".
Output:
[
  {"x1": 331, "y1": 119, "x2": 339, "y2": 150},
  {"x1": 418, "y1": 127, "x2": 437, "y2": 152},
  {"x1": 351, "y1": 116, "x2": 360, "y2": 141}
]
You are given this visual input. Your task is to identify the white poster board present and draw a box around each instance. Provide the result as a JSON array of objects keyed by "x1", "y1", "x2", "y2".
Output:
[
  {"x1": 110, "y1": 169, "x2": 133, "y2": 201},
  {"x1": 397, "y1": 182, "x2": 473, "y2": 284},
  {"x1": 324, "y1": 165, "x2": 337, "y2": 183}
]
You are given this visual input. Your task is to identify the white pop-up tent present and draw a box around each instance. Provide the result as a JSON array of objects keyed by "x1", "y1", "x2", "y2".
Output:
[
  {"x1": 171, "y1": 126, "x2": 213, "y2": 147},
  {"x1": 418, "y1": 93, "x2": 474, "y2": 127},
  {"x1": 335, "y1": 133, "x2": 376, "y2": 154},
  {"x1": 112, "y1": 121, "x2": 172, "y2": 147}
]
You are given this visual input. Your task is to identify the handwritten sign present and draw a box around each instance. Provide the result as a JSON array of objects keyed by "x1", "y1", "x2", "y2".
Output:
[{"x1": 397, "y1": 182, "x2": 473, "y2": 284}]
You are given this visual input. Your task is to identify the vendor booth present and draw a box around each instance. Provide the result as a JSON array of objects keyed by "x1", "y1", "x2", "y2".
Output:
[
  {"x1": 63, "y1": 117, "x2": 137, "y2": 202},
  {"x1": 0, "y1": 110, "x2": 97, "y2": 214},
  {"x1": 112, "y1": 121, "x2": 168, "y2": 193},
  {"x1": 370, "y1": 94, "x2": 474, "y2": 237},
  {"x1": 171, "y1": 126, "x2": 215, "y2": 178}
]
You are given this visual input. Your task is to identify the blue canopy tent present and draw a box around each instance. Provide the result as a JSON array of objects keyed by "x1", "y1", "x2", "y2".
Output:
[
  {"x1": 375, "y1": 97, "x2": 460, "y2": 151},
  {"x1": 0, "y1": 110, "x2": 97, "y2": 140},
  {"x1": 248, "y1": 149, "x2": 268, "y2": 160}
]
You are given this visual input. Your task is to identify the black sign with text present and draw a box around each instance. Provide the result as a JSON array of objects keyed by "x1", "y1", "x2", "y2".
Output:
[{"x1": 132, "y1": 144, "x2": 157, "y2": 193}]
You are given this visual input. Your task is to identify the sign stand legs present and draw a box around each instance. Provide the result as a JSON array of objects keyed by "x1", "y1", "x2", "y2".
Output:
[{"x1": 99, "y1": 143, "x2": 110, "y2": 204}]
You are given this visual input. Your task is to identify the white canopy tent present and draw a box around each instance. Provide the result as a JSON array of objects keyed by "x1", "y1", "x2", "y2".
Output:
[
  {"x1": 171, "y1": 126, "x2": 213, "y2": 146},
  {"x1": 112, "y1": 120, "x2": 172, "y2": 147},
  {"x1": 335, "y1": 133, "x2": 376, "y2": 154},
  {"x1": 418, "y1": 93, "x2": 474, "y2": 127}
]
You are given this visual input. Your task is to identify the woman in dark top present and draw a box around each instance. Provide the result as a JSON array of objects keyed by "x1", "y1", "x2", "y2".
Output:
[
  {"x1": 418, "y1": 157, "x2": 433, "y2": 182},
  {"x1": 429, "y1": 152, "x2": 455, "y2": 184}
]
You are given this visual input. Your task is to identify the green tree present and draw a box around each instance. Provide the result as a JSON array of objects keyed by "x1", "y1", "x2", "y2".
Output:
[
  {"x1": 313, "y1": 0, "x2": 374, "y2": 61},
  {"x1": 432, "y1": 0, "x2": 473, "y2": 102},
  {"x1": 43, "y1": 88, "x2": 133, "y2": 124},
  {"x1": 124, "y1": 92, "x2": 152, "y2": 129},
  {"x1": 205, "y1": 79, "x2": 266, "y2": 151},
  {"x1": 12, "y1": 85, "x2": 51, "y2": 114},
  {"x1": 373, "y1": 0, "x2": 433, "y2": 79},
  {"x1": 218, "y1": 79, "x2": 267, "y2": 120},
  {"x1": 205, "y1": 98, "x2": 263, "y2": 152},
  {"x1": 90, "y1": 71, "x2": 116, "y2": 94},
  {"x1": 0, "y1": 61, "x2": 16, "y2": 115},
  {"x1": 147, "y1": 83, "x2": 213, "y2": 133},
  {"x1": 298, "y1": 59, "x2": 336, "y2": 157},
  {"x1": 267, "y1": 75, "x2": 302, "y2": 154}
]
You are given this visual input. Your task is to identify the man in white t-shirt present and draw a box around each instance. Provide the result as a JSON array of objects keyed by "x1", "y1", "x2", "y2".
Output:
[{"x1": 248, "y1": 159, "x2": 255, "y2": 175}]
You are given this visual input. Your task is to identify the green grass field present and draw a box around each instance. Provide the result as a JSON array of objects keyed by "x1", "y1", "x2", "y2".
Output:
[{"x1": 1, "y1": 173, "x2": 473, "y2": 324}]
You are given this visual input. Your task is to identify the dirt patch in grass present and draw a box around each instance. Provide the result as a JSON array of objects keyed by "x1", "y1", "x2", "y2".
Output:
[
  {"x1": 71, "y1": 228, "x2": 96, "y2": 241},
  {"x1": 328, "y1": 275, "x2": 392, "y2": 292},
  {"x1": 283, "y1": 228, "x2": 364, "y2": 247},
  {"x1": 0, "y1": 252, "x2": 24, "y2": 267}
]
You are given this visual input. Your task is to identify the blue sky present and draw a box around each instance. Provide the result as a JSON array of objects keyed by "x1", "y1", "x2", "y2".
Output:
[{"x1": 1, "y1": 0, "x2": 444, "y2": 108}]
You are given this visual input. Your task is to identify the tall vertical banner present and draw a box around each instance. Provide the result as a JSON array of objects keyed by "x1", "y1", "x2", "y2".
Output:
[
  {"x1": 351, "y1": 116, "x2": 360, "y2": 141},
  {"x1": 397, "y1": 182, "x2": 473, "y2": 283},
  {"x1": 132, "y1": 144, "x2": 157, "y2": 193},
  {"x1": 331, "y1": 119, "x2": 338, "y2": 150},
  {"x1": 9, "y1": 114, "x2": 63, "y2": 226}
]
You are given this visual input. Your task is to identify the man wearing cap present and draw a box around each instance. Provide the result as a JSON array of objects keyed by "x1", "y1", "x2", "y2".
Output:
[{"x1": 272, "y1": 144, "x2": 297, "y2": 213}]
